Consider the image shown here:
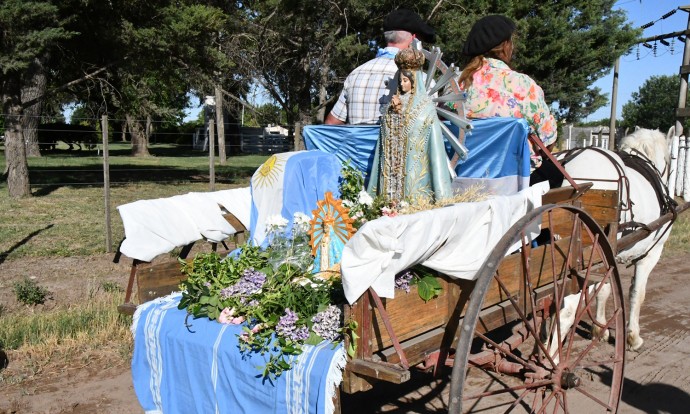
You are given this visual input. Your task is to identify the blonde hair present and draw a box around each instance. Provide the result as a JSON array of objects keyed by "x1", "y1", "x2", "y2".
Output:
[{"x1": 458, "y1": 40, "x2": 513, "y2": 90}]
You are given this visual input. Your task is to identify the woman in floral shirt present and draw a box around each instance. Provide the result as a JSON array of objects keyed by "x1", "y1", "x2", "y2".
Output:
[{"x1": 459, "y1": 15, "x2": 557, "y2": 170}]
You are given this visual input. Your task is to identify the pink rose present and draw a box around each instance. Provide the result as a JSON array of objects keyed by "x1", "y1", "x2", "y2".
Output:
[
  {"x1": 218, "y1": 308, "x2": 244, "y2": 325},
  {"x1": 218, "y1": 307, "x2": 235, "y2": 324}
]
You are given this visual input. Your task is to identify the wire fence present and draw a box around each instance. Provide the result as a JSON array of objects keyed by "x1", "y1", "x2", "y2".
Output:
[{"x1": 1, "y1": 114, "x2": 296, "y2": 254}]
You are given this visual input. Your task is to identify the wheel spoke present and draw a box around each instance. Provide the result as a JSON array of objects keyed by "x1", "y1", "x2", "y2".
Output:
[
  {"x1": 550, "y1": 214, "x2": 582, "y2": 364},
  {"x1": 494, "y1": 275, "x2": 558, "y2": 369},
  {"x1": 571, "y1": 308, "x2": 622, "y2": 369},
  {"x1": 520, "y1": 231, "x2": 543, "y2": 354},
  {"x1": 536, "y1": 389, "x2": 558, "y2": 414},
  {"x1": 565, "y1": 232, "x2": 600, "y2": 363},
  {"x1": 463, "y1": 379, "x2": 553, "y2": 401},
  {"x1": 503, "y1": 388, "x2": 532, "y2": 413},
  {"x1": 574, "y1": 384, "x2": 615, "y2": 410}
]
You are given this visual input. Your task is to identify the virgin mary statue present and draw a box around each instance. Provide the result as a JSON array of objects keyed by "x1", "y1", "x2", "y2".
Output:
[{"x1": 367, "y1": 47, "x2": 452, "y2": 204}]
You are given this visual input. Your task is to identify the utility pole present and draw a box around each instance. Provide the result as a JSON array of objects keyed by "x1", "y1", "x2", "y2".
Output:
[
  {"x1": 609, "y1": 57, "x2": 620, "y2": 150},
  {"x1": 676, "y1": 6, "x2": 690, "y2": 136}
]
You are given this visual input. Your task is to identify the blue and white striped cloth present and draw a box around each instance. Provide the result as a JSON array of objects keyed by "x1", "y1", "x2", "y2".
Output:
[{"x1": 131, "y1": 293, "x2": 346, "y2": 414}]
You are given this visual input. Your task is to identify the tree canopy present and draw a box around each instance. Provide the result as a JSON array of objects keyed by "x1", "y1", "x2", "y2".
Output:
[
  {"x1": 621, "y1": 74, "x2": 688, "y2": 133},
  {"x1": 2, "y1": 0, "x2": 643, "y2": 197}
]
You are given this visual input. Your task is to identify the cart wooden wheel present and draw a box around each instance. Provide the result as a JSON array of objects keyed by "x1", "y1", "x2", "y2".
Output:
[{"x1": 449, "y1": 204, "x2": 626, "y2": 413}]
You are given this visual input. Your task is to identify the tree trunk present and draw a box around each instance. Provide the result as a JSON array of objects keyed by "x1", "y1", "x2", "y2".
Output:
[
  {"x1": 145, "y1": 115, "x2": 153, "y2": 145},
  {"x1": 127, "y1": 114, "x2": 151, "y2": 156},
  {"x1": 215, "y1": 86, "x2": 226, "y2": 165},
  {"x1": 21, "y1": 58, "x2": 47, "y2": 157},
  {"x1": 121, "y1": 120, "x2": 128, "y2": 142},
  {"x1": 4, "y1": 103, "x2": 31, "y2": 198},
  {"x1": 316, "y1": 62, "x2": 329, "y2": 122}
]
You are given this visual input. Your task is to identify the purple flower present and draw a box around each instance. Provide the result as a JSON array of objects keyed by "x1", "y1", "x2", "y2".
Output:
[
  {"x1": 311, "y1": 305, "x2": 342, "y2": 341},
  {"x1": 276, "y1": 308, "x2": 310, "y2": 341},
  {"x1": 220, "y1": 268, "x2": 266, "y2": 300},
  {"x1": 395, "y1": 271, "x2": 414, "y2": 293}
]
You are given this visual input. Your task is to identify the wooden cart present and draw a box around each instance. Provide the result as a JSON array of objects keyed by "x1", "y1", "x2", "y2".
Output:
[
  {"x1": 338, "y1": 150, "x2": 690, "y2": 413},
  {"x1": 118, "y1": 45, "x2": 690, "y2": 412}
]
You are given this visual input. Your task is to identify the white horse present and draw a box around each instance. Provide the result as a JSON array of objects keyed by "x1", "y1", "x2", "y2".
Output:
[{"x1": 555, "y1": 127, "x2": 674, "y2": 351}]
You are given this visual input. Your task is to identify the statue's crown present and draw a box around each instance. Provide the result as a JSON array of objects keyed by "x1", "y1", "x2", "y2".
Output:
[{"x1": 394, "y1": 48, "x2": 425, "y2": 70}]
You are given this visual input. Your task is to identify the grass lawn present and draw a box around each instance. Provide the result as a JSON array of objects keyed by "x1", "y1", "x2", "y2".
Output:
[
  {"x1": 0, "y1": 143, "x2": 268, "y2": 260},
  {"x1": 1, "y1": 142, "x2": 688, "y2": 259}
]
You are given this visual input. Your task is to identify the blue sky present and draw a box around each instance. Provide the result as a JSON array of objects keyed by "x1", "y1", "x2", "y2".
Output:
[{"x1": 588, "y1": 0, "x2": 690, "y2": 121}]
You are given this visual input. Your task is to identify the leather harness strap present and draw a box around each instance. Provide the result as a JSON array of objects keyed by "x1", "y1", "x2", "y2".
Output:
[
  {"x1": 559, "y1": 146, "x2": 678, "y2": 266},
  {"x1": 558, "y1": 147, "x2": 634, "y2": 220}
]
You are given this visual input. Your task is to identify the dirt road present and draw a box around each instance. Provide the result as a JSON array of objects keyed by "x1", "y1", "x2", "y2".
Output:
[{"x1": 1, "y1": 254, "x2": 689, "y2": 413}]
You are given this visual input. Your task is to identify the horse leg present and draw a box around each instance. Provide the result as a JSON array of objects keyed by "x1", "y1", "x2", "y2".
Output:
[
  {"x1": 592, "y1": 282, "x2": 612, "y2": 342},
  {"x1": 548, "y1": 283, "x2": 608, "y2": 363},
  {"x1": 627, "y1": 243, "x2": 664, "y2": 351}
]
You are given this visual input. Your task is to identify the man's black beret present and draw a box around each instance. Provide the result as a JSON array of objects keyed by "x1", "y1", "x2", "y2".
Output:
[
  {"x1": 462, "y1": 15, "x2": 516, "y2": 56},
  {"x1": 383, "y1": 9, "x2": 436, "y2": 44}
]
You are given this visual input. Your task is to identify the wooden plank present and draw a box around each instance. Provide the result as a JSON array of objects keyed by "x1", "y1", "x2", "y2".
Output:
[
  {"x1": 346, "y1": 358, "x2": 411, "y2": 384},
  {"x1": 579, "y1": 189, "x2": 619, "y2": 226},
  {"x1": 376, "y1": 327, "x2": 447, "y2": 366},
  {"x1": 367, "y1": 273, "x2": 463, "y2": 350},
  {"x1": 136, "y1": 249, "x2": 233, "y2": 304}
]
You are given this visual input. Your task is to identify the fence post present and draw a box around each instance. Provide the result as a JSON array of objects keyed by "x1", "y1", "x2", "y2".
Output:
[
  {"x1": 669, "y1": 135, "x2": 679, "y2": 197},
  {"x1": 683, "y1": 137, "x2": 690, "y2": 201},
  {"x1": 209, "y1": 118, "x2": 216, "y2": 192},
  {"x1": 294, "y1": 122, "x2": 304, "y2": 151},
  {"x1": 677, "y1": 136, "x2": 686, "y2": 197},
  {"x1": 101, "y1": 114, "x2": 112, "y2": 253}
]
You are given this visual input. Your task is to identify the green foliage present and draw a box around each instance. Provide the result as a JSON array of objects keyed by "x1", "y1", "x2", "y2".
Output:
[
  {"x1": 338, "y1": 161, "x2": 386, "y2": 227},
  {"x1": 101, "y1": 281, "x2": 124, "y2": 293},
  {"x1": 178, "y1": 222, "x2": 346, "y2": 379},
  {"x1": 0, "y1": 0, "x2": 75, "y2": 77},
  {"x1": 12, "y1": 278, "x2": 52, "y2": 306},
  {"x1": 621, "y1": 75, "x2": 689, "y2": 132},
  {"x1": 414, "y1": 274, "x2": 443, "y2": 303},
  {"x1": 178, "y1": 247, "x2": 266, "y2": 320},
  {"x1": 338, "y1": 161, "x2": 365, "y2": 202}
]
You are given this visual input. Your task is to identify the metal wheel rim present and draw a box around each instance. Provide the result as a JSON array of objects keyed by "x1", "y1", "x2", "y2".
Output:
[{"x1": 449, "y1": 204, "x2": 626, "y2": 413}]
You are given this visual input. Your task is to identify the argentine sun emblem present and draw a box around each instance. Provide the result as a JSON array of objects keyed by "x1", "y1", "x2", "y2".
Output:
[{"x1": 252, "y1": 154, "x2": 285, "y2": 188}]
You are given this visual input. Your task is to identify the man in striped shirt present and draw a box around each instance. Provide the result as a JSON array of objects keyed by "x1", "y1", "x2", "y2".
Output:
[{"x1": 325, "y1": 9, "x2": 435, "y2": 125}]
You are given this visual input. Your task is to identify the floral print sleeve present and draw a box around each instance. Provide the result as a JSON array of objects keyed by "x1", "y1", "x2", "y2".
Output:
[{"x1": 463, "y1": 58, "x2": 557, "y2": 169}]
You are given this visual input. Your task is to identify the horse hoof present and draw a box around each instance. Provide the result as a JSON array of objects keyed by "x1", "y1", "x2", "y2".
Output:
[
  {"x1": 593, "y1": 327, "x2": 610, "y2": 342},
  {"x1": 627, "y1": 333, "x2": 644, "y2": 351}
]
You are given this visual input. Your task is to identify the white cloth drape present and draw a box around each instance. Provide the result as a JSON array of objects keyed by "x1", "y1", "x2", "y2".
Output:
[
  {"x1": 117, "y1": 189, "x2": 251, "y2": 262},
  {"x1": 341, "y1": 182, "x2": 549, "y2": 304}
]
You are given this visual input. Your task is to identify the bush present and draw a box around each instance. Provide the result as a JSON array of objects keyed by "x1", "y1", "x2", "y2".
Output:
[{"x1": 13, "y1": 278, "x2": 52, "y2": 306}]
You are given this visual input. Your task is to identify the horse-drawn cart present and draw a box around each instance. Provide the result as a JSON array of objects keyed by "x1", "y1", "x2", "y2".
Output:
[{"x1": 121, "y1": 46, "x2": 690, "y2": 413}]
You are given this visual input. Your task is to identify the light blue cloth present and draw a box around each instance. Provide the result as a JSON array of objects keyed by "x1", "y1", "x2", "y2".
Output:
[
  {"x1": 132, "y1": 293, "x2": 346, "y2": 414},
  {"x1": 303, "y1": 125, "x2": 379, "y2": 182},
  {"x1": 453, "y1": 117, "x2": 531, "y2": 195},
  {"x1": 303, "y1": 118, "x2": 530, "y2": 195}
]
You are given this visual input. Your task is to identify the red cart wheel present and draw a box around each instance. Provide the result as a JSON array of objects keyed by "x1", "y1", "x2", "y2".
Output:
[{"x1": 449, "y1": 205, "x2": 625, "y2": 413}]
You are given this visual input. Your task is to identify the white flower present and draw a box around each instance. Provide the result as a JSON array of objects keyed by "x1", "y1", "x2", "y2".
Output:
[
  {"x1": 266, "y1": 214, "x2": 289, "y2": 230},
  {"x1": 357, "y1": 190, "x2": 374, "y2": 206},
  {"x1": 398, "y1": 200, "x2": 409, "y2": 209},
  {"x1": 292, "y1": 212, "x2": 312, "y2": 233},
  {"x1": 341, "y1": 199, "x2": 354, "y2": 208}
]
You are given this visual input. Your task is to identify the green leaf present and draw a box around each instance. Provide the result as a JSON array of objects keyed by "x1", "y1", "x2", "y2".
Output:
[{"x1": 416, "y1": 275, "x2": 442, "y2": 302}]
